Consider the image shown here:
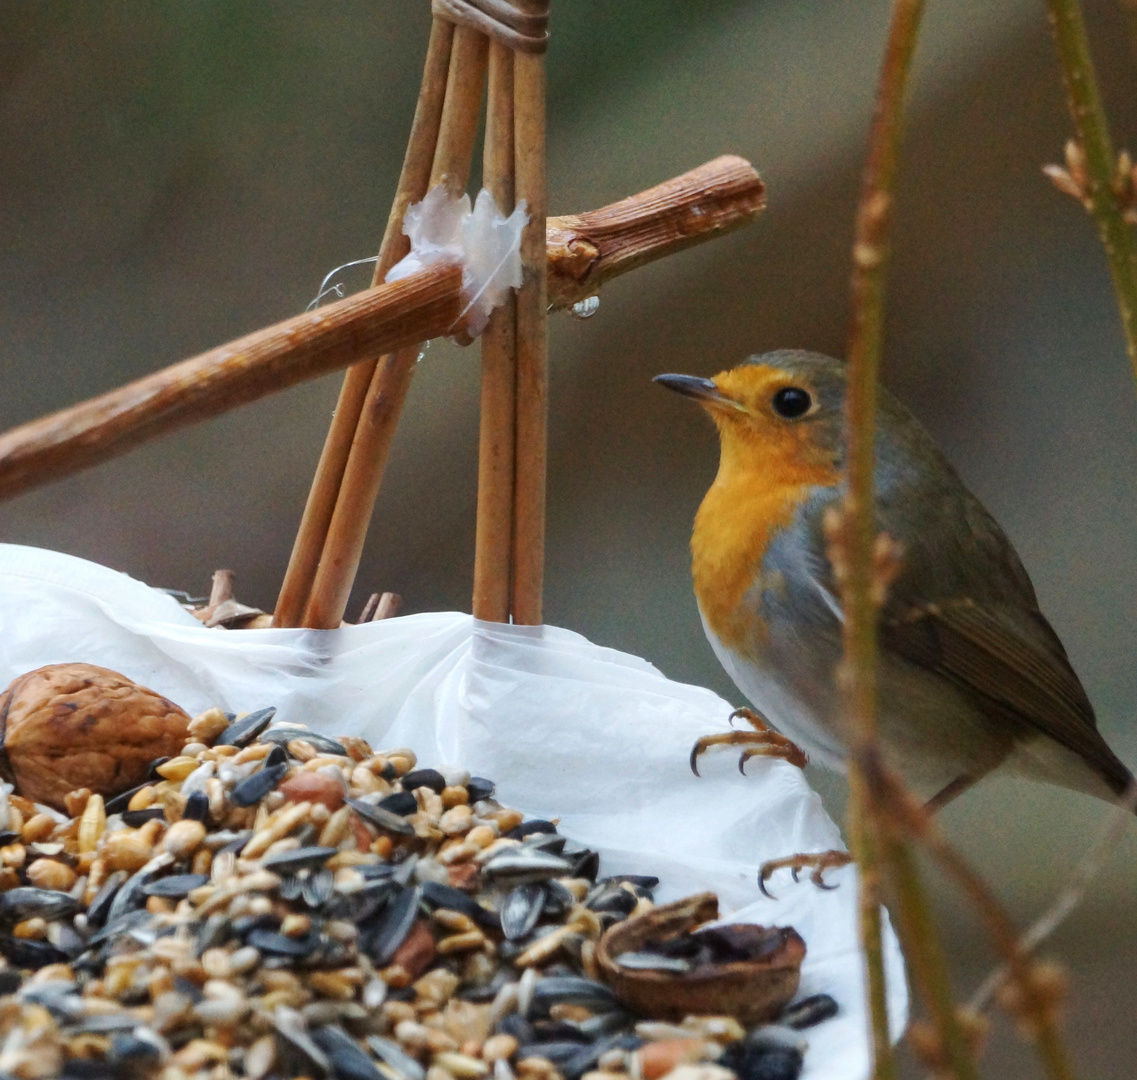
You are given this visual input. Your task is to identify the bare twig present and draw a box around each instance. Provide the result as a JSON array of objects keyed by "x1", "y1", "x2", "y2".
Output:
[
  {"x1": 208, "y1": 569, "x2": 235, "y2": 610},
  {"x1": 373, "y1": 591, "x2": 402, "y2": 620},
  {"x1": 883, "y1": 835, "x2": 980, "y2": 1080},
  {"x1": 876, "y1": 770, "x2": 1078, "y2": 1080},
  {"x1": 1045, "y1": 0, "x2": 1137, "y2": 383},
  {"x1": 357, "y1": 593, "x2": 381, "y2": 623},
  {"x1": 298, "y1": 24, "x2": 489, "y2": 630},
  {"x1": 970, "y1": 782, "x2": 1137, "y2": 1013},
  {"x1": 358, "y1": 590, "x2": 403, "y2": 622},
  {"x1": 545, "y1": 155, "x2": 766, "y2": 308},
  {"x1": 840, "y1": 0, "x2": 927, "y2": 1075}
]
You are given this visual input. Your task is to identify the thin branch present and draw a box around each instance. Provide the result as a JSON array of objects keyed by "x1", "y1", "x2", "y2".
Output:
[
  {"x1": 545, "y1": 155, "x2": 766, "y2": 308},
  {"x1": 970, "y1": 782, "x2": 1137, "y2": 1013},
  {"x1": 840, "y1": 0, "x2": 927, "y2": 1076},
  {"x1": 1045, "y1": 0, "x2": 1137, "y2": 384},
  {"x1": 884, "y1": 836, "x2": 981, "y2": 1080},
  {"x1": 298, "y1": 23, "x2": 490, "y2": 631},
  {"x1": 875, "y1": 770, "x2": 1078, "y2": 1080}
]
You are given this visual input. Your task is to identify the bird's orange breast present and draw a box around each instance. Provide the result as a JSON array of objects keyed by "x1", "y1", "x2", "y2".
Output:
[{"x1": 692, "y1": 450, "x2": 838, "y2": 654}]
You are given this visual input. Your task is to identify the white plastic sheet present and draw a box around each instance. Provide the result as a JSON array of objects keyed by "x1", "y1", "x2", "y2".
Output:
[{"x1": 0, "y1": 544, "x2": 906, "y2": 1078}]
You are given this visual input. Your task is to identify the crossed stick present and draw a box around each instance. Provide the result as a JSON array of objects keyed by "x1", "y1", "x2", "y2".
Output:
[
  {"x1": 1, "y1": 2, "x2": 768, "y2": 631},
  {"x1": 0, "y1": 153, "x2": 766, "y2": 569}
]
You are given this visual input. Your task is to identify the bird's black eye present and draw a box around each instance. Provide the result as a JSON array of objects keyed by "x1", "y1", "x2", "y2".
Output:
[{"x1": 772, "y1": 386, "x2": 812, "y2": 418}]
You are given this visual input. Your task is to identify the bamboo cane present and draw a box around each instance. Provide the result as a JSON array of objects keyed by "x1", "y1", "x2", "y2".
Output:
[
  {"x1": 472, "y1": 41, "x2": 518, "y2": 622},
  {"x1": 510, "y1": 39, "x2": 548, "y2": 626},
  {"x1": 300, "y1": 25, "x2": 489, "y2": 629},
  {"x1": 273, "y1": 16, "x2": 455, "y2": 629}
]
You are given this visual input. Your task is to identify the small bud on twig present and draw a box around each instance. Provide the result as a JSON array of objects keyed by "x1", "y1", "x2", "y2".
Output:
[
  {"x1": 1114, "y1": 148, "x2": 1137, "y2": 224},
  {"x1": 823, "y1": 504, "x2": 904, "y2": 610},
  {"x1": 1044, "y1": 139, "x2": 1137, "y2": 223},
  {"x1": 995, "y1": 959, "x2": 1069, "y2": 1039},
  {"x1": 1043, "y1": 139, "x2": 1093, "y2": 210}
]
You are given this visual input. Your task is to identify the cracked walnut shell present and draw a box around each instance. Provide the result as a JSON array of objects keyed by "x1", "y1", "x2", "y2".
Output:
[{"x1": 0, "y1": 663, "x2": 189, "y2": 810}]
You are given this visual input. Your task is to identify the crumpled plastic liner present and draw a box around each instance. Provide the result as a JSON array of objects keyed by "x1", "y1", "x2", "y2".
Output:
[{"x1": 0, "y1": 544, "x2": 907, "y2": 1078}]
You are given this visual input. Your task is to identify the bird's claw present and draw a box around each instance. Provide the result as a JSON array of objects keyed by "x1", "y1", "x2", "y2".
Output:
[
  {"x1": 758, "y1": 850, "x2": 852, "y2": 899},
  {"x1": 690, "y1": 708, "x2": 808, "y2": 777}
]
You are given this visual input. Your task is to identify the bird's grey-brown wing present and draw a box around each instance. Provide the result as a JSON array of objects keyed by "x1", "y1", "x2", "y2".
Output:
[
  {"x1": 881, "y1": 597, "x2": 1132, "y2": 795},
  {"x1": 873, "y1": 389, "x2": 1133, "y2": 795}
]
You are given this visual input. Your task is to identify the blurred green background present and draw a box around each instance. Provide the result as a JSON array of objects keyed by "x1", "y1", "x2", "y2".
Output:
[{"x1": 2, "y1": 2, "x2": 1136, "y2": 1074}]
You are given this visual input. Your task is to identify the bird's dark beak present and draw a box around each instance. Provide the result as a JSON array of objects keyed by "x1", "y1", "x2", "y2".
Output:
[{"x1": 653, "y1": 373, "x2": 745, "y2": 412}]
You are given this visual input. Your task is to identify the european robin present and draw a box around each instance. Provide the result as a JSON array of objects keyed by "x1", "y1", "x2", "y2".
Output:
[{"x1": 656, "y1": 350, "x2": 1133, "y2": 812}]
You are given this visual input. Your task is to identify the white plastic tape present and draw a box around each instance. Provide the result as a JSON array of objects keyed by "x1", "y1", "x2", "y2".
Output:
[{"x1": 385, "y1": 184, "x2": 528, "y2": 337}]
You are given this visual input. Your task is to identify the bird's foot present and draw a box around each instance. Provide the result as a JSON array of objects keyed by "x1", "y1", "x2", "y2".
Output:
[
  {"x1": 758, "y1": 849, "x2": 853, "y2": 899},
  {"x1": 689, "y1": 707, "x2": 808, "y2": 776}
]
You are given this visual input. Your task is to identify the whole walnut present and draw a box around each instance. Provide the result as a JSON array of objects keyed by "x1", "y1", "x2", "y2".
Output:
[{"x1": 0, "y1": 663, "x2": 189, "y2": 810}]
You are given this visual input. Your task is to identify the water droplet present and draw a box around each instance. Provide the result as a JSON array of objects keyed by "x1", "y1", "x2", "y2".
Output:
[{"x1": 570, "y1": 295, "x2": 600, "y2": 319}]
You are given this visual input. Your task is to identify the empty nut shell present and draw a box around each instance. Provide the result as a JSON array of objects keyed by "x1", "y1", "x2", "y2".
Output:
[{"x1": 595, "y1": 893, "x2": 805, "y2": 1025}]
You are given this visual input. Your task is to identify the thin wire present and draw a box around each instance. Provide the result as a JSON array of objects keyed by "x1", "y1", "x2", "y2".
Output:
[{"x1": 306, "y1": 257, "x2": 381, "y2": 311}]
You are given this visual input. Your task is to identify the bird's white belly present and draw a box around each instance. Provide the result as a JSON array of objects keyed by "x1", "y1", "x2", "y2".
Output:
[{"x1": 699, "y1": 610, "x2": 847, "y2": 771}]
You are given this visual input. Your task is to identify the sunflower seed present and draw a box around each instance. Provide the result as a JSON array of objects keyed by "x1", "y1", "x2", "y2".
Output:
[
  {"x1": 501, "y1": 884, "x2": 546, "y2": 940},
  {"x1": 377, "y1": 791, "x2": 419, "y2": 816},
  {"x1": 346, "y1": 799, "x2": 415, "y2": 837},
  {"x1": 367, "y1": 1036, "x2": 426, "y2": 1080},
  {"x1": 142, "y1": 874, "x2": 210, "y2": 898},
  {"x1": 260, "y1": 727, "x2": 350, "y2": 756},
  {"x1": 263, "y1": 846, "x2": 339, "y2": 874},
  {"x1": 362, "y1": 885, "x2": 421, "y2": 966},
  {"x1": 780, "y1": 993, "x2": 838, "y2": 1030},
  {"x1": 0, "y1": 888, "x2": 80, "y2": 923},
  {"x1": 215, "y1": 707, "x2": 277, "y2": 747},
  {"x1": 400, "y1": 769, "x2": 446, "y2": 793},
  {"x1": 312, "y1": 1024, "x2": 384, "y2": 1080},
  {"x1": 230, "y1": 763, "x2": 289, "y2": 807}
]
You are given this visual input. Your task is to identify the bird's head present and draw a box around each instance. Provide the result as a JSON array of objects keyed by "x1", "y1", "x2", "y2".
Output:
[{"x1": 655, "y1": 350, "x2": 847, "y2": 479}]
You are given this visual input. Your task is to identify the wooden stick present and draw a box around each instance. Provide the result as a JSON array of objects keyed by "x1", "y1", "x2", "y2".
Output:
[
  {"x1": 274, "y1": 17, "x2": 455, "y2": 628},
  {"x1": 300, "y1": 26, "x2": 489, "y2": 630},
  {"x1": 358, "y1": 589, "x2": 401, "y2": 623},
  {"x1": 546, "y1": 154, "x2": 766, "y2": 308},
  {"x1": 430, "y1": 26, "x2": 489, "y2": 194},
  {"x1": 357, "y1": 592, "x2": 382, "y2": 623},
  {"x1": 510, "y1": 43, "x2": 547, "y2": 626},
  {"x1": 0, "y1": 158, "x2": 764, "y2": 505},
  {"x1": 472, "y1": 41, "x2": 517, "y2": 623},
  {"x1": 300, "y1": 344, "x2": 420, "y2": 628},
  {"x1": 208, "y1": 569, "x2": 235, "y2": 609},
  {"x1": 0, "y1": 266, "x2": 462, "y2": 502},
  {"x1": 373, "y1": 591, "x2": 402, "y2": 620}
]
